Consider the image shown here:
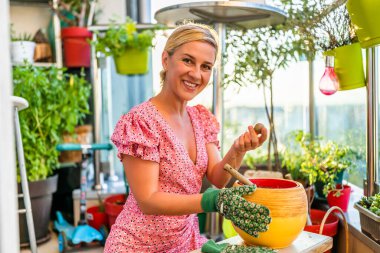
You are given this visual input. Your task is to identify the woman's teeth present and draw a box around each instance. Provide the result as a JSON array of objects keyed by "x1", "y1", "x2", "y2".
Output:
[{"x1": 184, "y1": 80, "x2": 197, "y2": 88}]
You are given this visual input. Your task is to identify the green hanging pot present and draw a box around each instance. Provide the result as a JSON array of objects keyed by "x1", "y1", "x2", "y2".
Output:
[
  {"x1": 324, "y1": 43, "x2": 365, "y2": 91},
  {"x1": 346, "y1": 0, "x2": 380, "y2": 48},
  {"x1": 114, "y1": 48, "x2": 149, "y2": 75}
]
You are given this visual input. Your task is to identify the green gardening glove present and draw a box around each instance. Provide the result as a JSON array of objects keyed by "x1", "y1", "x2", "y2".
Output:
[
  {"x1": 201, "y1": 240, "x2": 276, "y2": 253},
  {"x1": 201, "y1": 185, "x2": 271, "y2": 238}
]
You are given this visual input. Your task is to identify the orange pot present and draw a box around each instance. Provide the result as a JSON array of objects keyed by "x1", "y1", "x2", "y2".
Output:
[{"x1": 233, "y1": 178, "x2": 308, "y2": 249}]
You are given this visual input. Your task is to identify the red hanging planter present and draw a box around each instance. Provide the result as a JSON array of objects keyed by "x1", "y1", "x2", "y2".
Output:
[
  {"x1": 61, "y1": 27, "x2": 92, "y2": 67},
  {"x1": 104, "y1": 194, "x2": 127, "y2": 229}
]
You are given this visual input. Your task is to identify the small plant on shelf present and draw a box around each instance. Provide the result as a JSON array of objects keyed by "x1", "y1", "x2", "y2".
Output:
[{"x1": 358, "y1": 193, "x2": 380, "y2": 216}]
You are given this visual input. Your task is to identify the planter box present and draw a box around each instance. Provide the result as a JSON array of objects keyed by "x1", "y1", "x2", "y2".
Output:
[{"x1": 354, "y1": 202, "x2": 380, "y2": 242}]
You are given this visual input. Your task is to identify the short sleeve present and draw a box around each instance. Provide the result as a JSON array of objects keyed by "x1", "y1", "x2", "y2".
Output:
[
  {"x1": 194, "y1": 105, "x2": 220, "y2": 148},
  {"x1": 111, "y1": 112, "x2": 160, "y2": 163}
]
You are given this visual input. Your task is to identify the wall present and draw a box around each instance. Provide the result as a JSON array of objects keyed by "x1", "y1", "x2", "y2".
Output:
[{"x1": 10, "y1": 0, "x2": 126, "y2": 36}]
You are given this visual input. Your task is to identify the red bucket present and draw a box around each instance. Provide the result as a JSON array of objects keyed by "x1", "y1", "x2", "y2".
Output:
[
  {"x1": 304, "y1": 209, "x2": 339, "y2": 237},
  {"x1": 86, "y1": 205, "x2": 107, "y2": 230},
  {"x1": 327, "y1": 185, "x2": 351, "y2": 212},
  {"x1": 104, "y1": 194, "x2": 127, "y2": 229}
]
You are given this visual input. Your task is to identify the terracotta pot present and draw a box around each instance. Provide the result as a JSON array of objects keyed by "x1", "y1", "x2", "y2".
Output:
[
  {"x1": 233, "y1": 178, "x2": 308, "y2": 249},
  {"x1": 61, "y1": 27, "x2": 92, "y2": 67}
]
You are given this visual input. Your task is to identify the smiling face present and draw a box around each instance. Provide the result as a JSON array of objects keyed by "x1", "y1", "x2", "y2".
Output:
[{"x1": 161, "y1": 41, "x2": 216, "y2": 102}]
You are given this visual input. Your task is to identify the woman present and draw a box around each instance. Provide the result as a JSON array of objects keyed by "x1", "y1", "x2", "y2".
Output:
[{"x1": 104, "y1": 23, "x2": 271, "y2": 253}]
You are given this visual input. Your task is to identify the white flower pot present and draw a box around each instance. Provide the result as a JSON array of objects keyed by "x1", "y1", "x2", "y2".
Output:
[{"x1": 11, "y1": 41, "x2": 36, "y2": 65}]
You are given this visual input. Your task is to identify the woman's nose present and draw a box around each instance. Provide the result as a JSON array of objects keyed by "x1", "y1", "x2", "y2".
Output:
[{"x1": 188, "y1": 66, "x2": 201, "y2": 81}]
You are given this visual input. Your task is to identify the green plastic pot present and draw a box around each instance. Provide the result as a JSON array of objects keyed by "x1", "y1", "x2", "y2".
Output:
[
  {"x1": 346, "y1": 0, "x2": 380, "y2": 48},
  {"x1": 114, "y1": 48, "x2": 149, "y2": 75},
  {"x1": 324, "y1": 43, "x2": 365, "y2": 91}
]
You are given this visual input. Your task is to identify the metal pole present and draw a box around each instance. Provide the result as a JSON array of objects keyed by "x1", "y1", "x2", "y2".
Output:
[
  {"x1": 0, "y1": 1, "x2": 19, "y2": 252},
  {"x1": 210, "y1": 22, "x2": 226, "y2": 240},
  {"x1": 91, "y1": 32, "x2": 103, "y2": 190},
  {"x1": 366, "y1": 46, "x2": 378, "y2": 197},
  {"x1": 308, "y1": 60, "x2": 315, "y2": 138}
]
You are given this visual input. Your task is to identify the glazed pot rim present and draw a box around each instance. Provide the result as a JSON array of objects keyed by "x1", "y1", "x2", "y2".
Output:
[{"x1": 235, "y1": 178, "x2": 303, "y2": 189}]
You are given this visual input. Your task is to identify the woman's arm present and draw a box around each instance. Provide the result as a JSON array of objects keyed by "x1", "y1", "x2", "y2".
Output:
[
  {"x1": 206, "y1": 124, "x2": 268, "y2": 188},
  {"x1": 122, "y1": 154, "x2": 203, "y2": 215}
]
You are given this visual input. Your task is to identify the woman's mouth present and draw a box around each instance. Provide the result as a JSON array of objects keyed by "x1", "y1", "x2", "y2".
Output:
[{"x1": 183, "y1": 80, "x2": 198, "y2": 90}]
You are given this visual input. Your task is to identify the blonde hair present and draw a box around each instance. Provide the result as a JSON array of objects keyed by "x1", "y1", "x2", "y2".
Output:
[{"x1": 160, "y1": 22, "x2": 219, "y2": 83}]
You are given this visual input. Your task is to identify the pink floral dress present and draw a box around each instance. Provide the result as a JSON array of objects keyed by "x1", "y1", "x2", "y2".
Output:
[{"x1": 104, "y1": 100, "x2": 220, "y2": 253}]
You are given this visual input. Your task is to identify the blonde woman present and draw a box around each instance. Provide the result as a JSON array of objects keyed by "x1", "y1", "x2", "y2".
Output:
[{"x1": 104, "y1": 23, "x2": 271, "y2": 253}]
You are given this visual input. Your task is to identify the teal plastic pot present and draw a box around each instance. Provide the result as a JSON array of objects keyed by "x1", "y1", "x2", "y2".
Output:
[
  {"x1": 324, "y1": 43, "x2": 365, "y2": 91},
  {"x1": 346, "y1": 0, "x2": 380, "y2": 48},
  {"x1": 114, "y1": 48, "x2": 149, "y2": 75}
]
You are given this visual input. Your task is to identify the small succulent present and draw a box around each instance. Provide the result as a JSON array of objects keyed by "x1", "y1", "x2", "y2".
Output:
[{"x1": 358, "y1": 193, "x2": 380, "y2": 216}]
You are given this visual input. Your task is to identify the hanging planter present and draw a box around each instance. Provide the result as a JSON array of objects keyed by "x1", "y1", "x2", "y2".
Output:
[
  {"x1": 61, "y1": 27, "x2": 92, "y2": 67},
  {"x1": 114, "y1": 48, "x2": 149, "y2": 75},
  {"x1": 346, "y1": 0, "x2": 380, "y2": 48},
  {"x1": 324, "y1": 43, "x2": 365, "y2": 91}
]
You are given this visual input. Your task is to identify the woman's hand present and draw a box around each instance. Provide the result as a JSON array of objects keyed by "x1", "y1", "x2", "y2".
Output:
[{"x1": 232, "y1": 123, "x2": 268, "y2": 155}]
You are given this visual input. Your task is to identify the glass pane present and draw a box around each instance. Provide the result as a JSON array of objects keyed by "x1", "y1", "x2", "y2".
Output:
[
  {"x1": 223, "y1": 61, "x2": 310, "y2": 159},
  {"x1": 314, "y1": 59, "x2": 366, "y2": 188}
]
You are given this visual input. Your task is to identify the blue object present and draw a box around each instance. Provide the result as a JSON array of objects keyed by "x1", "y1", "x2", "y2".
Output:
[{"x1": 54, "y1": 211, "x2": 103, "y2": 245}]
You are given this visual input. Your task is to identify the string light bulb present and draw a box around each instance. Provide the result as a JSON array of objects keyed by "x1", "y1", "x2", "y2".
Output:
[{"x1": 319, "y1": 56, "x2": 339, "y2": 95}]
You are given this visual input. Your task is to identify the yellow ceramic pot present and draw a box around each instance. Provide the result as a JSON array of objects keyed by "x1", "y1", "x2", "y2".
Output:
[{"x1": 232, "y1": 178, "x2": 307, "y2": 249}]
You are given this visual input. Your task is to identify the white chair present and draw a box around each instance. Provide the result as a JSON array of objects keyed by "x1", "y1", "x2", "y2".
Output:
[{"x1": 12, "y1": 96, "x2": 37, "y2": 253}]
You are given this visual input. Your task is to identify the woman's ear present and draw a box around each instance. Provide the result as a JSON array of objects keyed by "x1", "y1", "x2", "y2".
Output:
[{"x1": 162, "y1": 51, "x2": 169, "y2": 71}]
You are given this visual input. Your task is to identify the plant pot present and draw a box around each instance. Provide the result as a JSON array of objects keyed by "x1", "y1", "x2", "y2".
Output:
[
  {"x1": 104, "y1": 194, "x2": 127, "y2": 229},
  {"x1": 19, "y1": 174, "x2": 58, "y2": 247},
  {"x1": 324, "y1": 43, "x2": 365, "y2": 91},
  {"x1": 315, "y1": 170, "x2": 344, "y2": 200},
  {"x1": 346, "y1": 0, "x2": 380, "y2": 48},
  {"x1": 114, "y1": 48, "x2": 149, "y2": 75},
  {"x1": 327, "y1": 184, "x2": 351, "y2": 212},
  {"x1": 61, "y1": 27, "x2": 92, "y2": 67},
  {"x1": 87, "y1": 206, "x2": 108, "y2": 230},
  {"x1": 354, "y1": 202, "x2": 380, "y2": 242},
  {"x1": 304, "y1": 209, "x2": 339, "y2": 236},
  {"x1": 11, "y1": 41, "x2": 36, "y2": 65},
  {"x1": 232, "y1": 178, "x2": 308, "y2": 249}
]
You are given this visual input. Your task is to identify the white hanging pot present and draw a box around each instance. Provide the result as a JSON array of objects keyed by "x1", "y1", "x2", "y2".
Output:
[{"x1": 11, "y1": 41, "x2": 36, "y2": 65}]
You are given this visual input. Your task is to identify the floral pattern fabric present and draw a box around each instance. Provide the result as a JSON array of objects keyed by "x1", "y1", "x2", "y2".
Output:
[{"x1": 104, "y1": 100, "x2": 220, "y2": 253}]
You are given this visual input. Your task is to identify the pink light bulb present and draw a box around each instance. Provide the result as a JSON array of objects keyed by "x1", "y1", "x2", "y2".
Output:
[{"x1": 319, "y1": 56, "x2": 339, "y2": 95}]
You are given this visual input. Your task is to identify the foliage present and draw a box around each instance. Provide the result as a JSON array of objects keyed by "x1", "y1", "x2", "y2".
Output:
[
  {"x1": 10, "y1": 25, "x2": 34, "y2": 41},
  {"x1": 11, "y1": 32, "x2": 34, "y2": 42},
  {"x1": 51, "y1": 0, "x2": 94, "y2": 27},
  {"x1": 93, "y1": 17, "x2": 158, "y2": 58},
  {"x1": 224, "y1": 0, "x2": 349, "y2": 171},
  {"x1": 314, "y1": 4, "x2": 358, "y2": 51},
  {"x1": 358, "y1": 193, "x2": 380, "y2": 216},
  {"x1": 282, "y1": 130, "x2": 355, "y2": 195},
  {"x1": 13, "y1": 65, "x2": 91, "y2": 181}
]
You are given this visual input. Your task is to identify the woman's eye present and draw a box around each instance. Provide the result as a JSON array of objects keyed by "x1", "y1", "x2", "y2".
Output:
[
  {"x1": 183, "y1": 58, "x2": 192, "y2": 64},
  {"x1": 202, "y1": 65, "x2": 212, "y2": 71}
]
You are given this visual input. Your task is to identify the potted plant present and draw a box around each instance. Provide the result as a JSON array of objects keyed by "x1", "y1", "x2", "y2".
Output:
[
  {"x1": 93, "y1": 17, "x2": 156, "y2": 75},
  {"x1": 13, "y1": 64, "x2": 91, "y2": 245},
  {"x1": 50, "y1": 0, "x2": 95, "y2": 67},
  {"x1": 10, "y1": 30, "x2": 36, "y2": 65},
  {"x1": 355, "y1": 193, "x2": 380, "y2": 242},
  {"x1": 314, "y1": 4, "x2": 365, "y2": 91}
]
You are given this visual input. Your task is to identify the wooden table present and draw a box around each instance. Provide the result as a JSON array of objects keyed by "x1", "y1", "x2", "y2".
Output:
[{"x1": 191, "y1": 231, "x2": 333, "y2": 253}]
